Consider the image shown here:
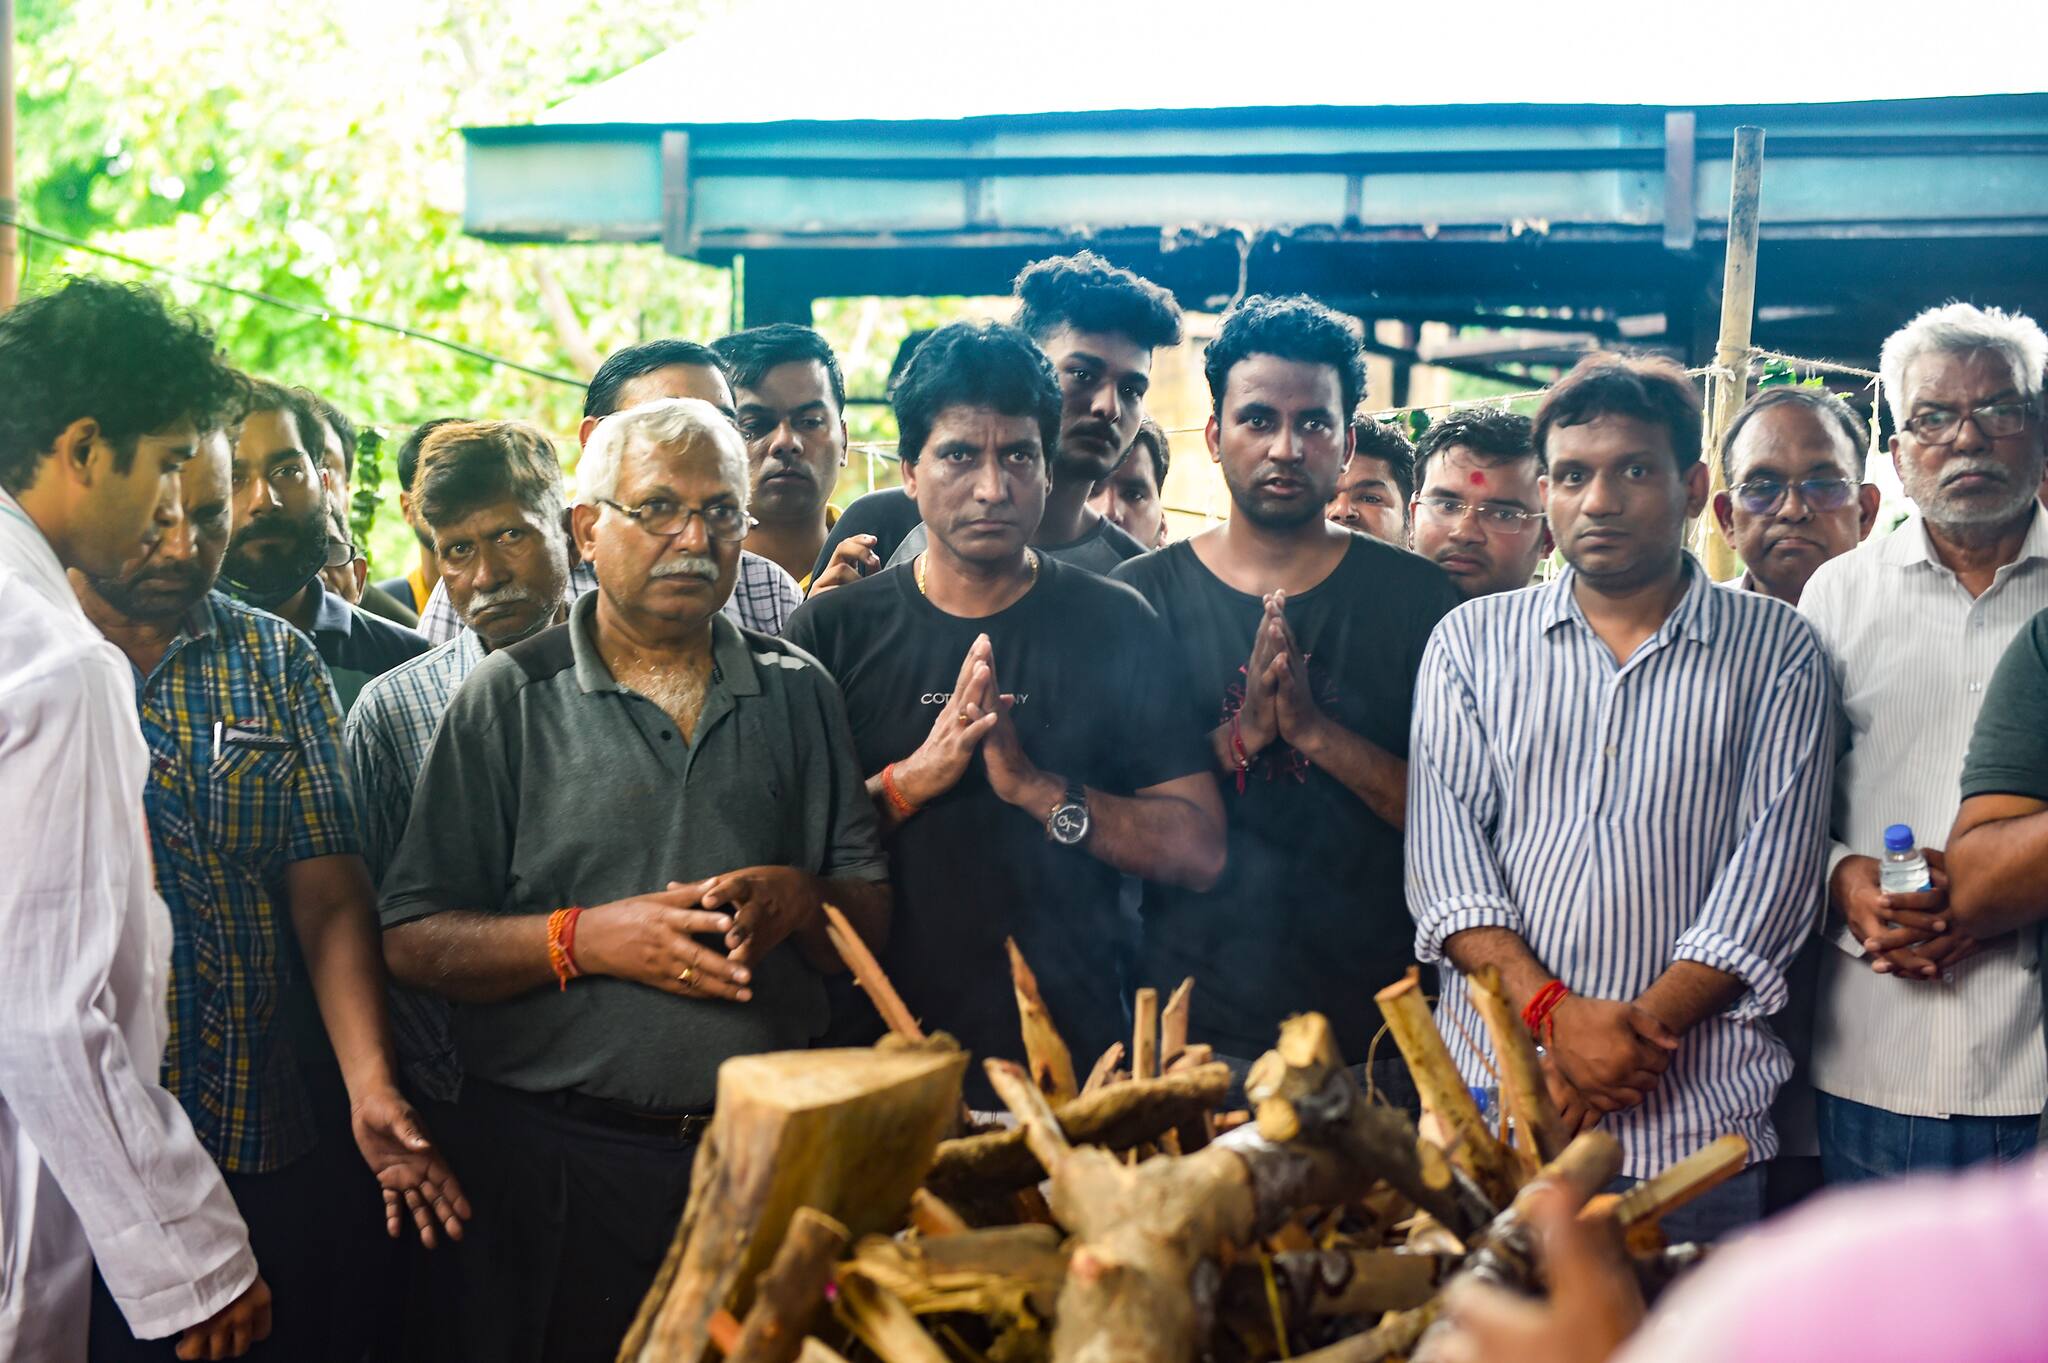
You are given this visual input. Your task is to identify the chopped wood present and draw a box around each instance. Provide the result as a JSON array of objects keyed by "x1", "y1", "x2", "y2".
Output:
[
  {"x1": 834, "y1": 1270, "x2": 953, "y2": 1363},
  {"x1": 824, "y1": 902, "x2": 923, "y2": 1041},
  {"x1": 708, "y1": 1308, "x2": 742, "y2": 1355},
  {"x1": 1466, "y1": 966, "x2": 1568, "y2": 1166},
  {"x1": 907, "y1": 1188, "x2": 970, "y2": 1238},
  {"x1": 1223, "y1": 1247, "x2": 1454, "y2": 1320},
  {"x1": 925, "y1": 1063, "x2": 1231, "y2": 1195},
  {"x1": 1375, "y1": 971, "x2": 1520, "y2": 1208},
  {"x1": 853, "y1": 1224, "x2": 1069, "y2": 1320},
  {"x1": 626, "y1": 1046, "x2": 966, "y2": 1363},
  {"x1": 1165, "y1": 1043, "x2": 1213, "y2": 1073},
  {"x1": 1288, "y1": 1301, "x2": 1440, "y2": 1363},
  {"x1": 1008, "y1": 938, "x2": 1080, "y2": 1103},
  {"x1": 1079, "y1": 1042, "x2": 1124, "y2": 1098},
  {"x1": 1132, "y1": 988, "x2": 1160, "y2": 1081},
  {"x1": 796, "y1": 1341, "x2": 853, "y2": 1363},
  {"x1": 1160, "y1": 977, "x2": 1194, "y2": 1066},
  {"x1": 726, "y1": 1207, "x2": 848, "y2": 1363},
  {"x1": 1615, "y1": 1134, "x2": 1749, "y2": 1251}
]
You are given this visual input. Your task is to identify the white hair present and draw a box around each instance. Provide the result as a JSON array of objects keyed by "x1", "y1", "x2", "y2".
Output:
[
  {"x1": 1880, "y1": 302, "x2": 2048, "y2": 428},
  {"x1": 576, "y1": 397, "x2": 750, "y2": 510}
]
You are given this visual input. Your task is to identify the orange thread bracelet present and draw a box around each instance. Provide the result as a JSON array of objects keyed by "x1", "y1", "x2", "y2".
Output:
[
  {"x1": 547, "y1": 907, "x2": 584, "y2": 990},
  {"x1": 1522, "y1": 980, "x2": 1570, "y2": 1042},
  {"x1": 881, "y1": 763, "x2": 919, "y2": 820}
]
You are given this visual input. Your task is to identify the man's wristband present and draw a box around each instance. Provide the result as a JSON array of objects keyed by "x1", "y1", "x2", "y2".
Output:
[
  {"x1": 881, "y1": 762, "x2": 919, "y2": 820},
  {"x1": 547, "y1": 907, "x2": 584, "y2": 990},
  {"x1": 1522, "y1": 980, "x2": 1570, "y2": 1042}
]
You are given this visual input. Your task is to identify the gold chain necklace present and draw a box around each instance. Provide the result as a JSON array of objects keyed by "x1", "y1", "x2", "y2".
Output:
[{"x1": 916, "y1": 549, "x2": 1039, "y2": 597}]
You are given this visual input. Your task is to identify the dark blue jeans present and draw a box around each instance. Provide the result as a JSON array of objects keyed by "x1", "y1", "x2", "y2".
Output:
[{"x1": 1817, "y1": 1091, "x2": 2039, "y2": 1184}]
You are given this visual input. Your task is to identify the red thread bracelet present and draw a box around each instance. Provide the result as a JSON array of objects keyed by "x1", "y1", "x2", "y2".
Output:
[
  {"x1": 1522, "y1": 980, "x2": 1570, "y2": 1041},
  {"x1": 881, "y1": 762, "x2": 919, "y2": 819},
  {"x1": 547, "y1": 907, "x2": 584, "y2": 991},
  {"x1": 1229, "y1": 712, "x2": 1250, "y2": 794}
]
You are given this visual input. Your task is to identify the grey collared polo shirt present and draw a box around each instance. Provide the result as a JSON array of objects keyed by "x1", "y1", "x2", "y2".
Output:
[{"x1": 378, "y1": 591, "x2": 887, "y2": 1112}]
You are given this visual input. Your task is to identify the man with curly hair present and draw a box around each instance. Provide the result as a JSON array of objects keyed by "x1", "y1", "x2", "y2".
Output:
[
  {"x1": 0, "y1": 276, "x2": 272, "y2": 1360},
  {"x1": 1113, "y1": 295, "x2": 1462, "y2": 1094}
]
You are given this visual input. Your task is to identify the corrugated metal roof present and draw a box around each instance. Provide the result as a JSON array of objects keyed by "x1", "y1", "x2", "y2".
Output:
[{"x1": 538, "y1": 0, "x2": 2044, "y2": 129}]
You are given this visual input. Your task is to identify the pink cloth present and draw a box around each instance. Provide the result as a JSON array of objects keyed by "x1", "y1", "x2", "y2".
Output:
[{"x1": 1616, "y1": 1155, "x2": 2048, "y2": 1363}]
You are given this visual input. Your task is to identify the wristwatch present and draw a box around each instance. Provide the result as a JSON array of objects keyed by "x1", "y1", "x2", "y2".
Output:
[{"x1": 1045, "y1": 782, "x2": 1091, "y2": 846}]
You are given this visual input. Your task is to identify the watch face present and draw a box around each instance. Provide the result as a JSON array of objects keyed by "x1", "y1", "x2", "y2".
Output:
[{"x1": 1049, "y1": 801, "x2": 1090, "y2": 846}]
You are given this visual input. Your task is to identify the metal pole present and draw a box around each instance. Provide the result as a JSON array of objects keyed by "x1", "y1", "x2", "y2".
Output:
[
  {"x1": 1701, "y1": 125, "x2": 1765, "y2": 581},
  {"x1": 0, "y1": 0, "x2": 17, "y2": 313}
]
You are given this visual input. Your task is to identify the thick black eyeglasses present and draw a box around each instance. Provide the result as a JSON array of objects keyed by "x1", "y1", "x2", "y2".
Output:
[{"x1": 1730, "y1": 476, "x2": 1857, "y2": 517}]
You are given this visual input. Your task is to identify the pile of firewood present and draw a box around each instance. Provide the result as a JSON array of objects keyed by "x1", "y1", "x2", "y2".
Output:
[{"x1": 617, "y1": 906, "x2": 1746, "y2": 1363}]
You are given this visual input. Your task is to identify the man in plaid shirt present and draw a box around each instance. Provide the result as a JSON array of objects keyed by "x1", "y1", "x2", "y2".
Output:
[{"x1": 72, "y1": 427, "x2": 466, "y2": 1359}]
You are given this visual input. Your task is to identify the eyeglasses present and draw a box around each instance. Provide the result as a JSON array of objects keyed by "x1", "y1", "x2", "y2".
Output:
[
  {"x1": 1901, "y1": 401, "x2": 2033, "y2": 445},
  {"x1": 1414, "y1": 495, "x2": 1545, "y2": 531},
  {"x1": 596, "y1": 497, "x2": 754, "y2": 542},
  {"x1": 1730, "y1": 476, "x2": 1858, "y2": 517}
]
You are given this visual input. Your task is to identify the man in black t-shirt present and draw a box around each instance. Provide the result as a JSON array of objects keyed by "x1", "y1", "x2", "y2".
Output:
[
  {"x1": 786, "y1": 322, "x2": 1224, "y2": 1096},
  {"x1": 1112, "y1": 295, "x2": 1461, "y2": 1088},
  {"x1": 812, "y1": 251, "x2": 1184, "y2": 591}
]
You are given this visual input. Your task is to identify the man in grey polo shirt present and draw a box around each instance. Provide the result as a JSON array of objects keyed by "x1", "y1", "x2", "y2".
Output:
[{"x1": 378, "y1": 397, "x2": 890, "y2": 1363}]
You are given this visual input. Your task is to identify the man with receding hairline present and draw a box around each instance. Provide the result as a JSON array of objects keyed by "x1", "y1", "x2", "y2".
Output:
[
  {"x1": 378, "y1": 398, "x2": 888, "y2": 1362},
  {"x1": 1712, "y1": 387, "x2": 1880, "y2": 605}
]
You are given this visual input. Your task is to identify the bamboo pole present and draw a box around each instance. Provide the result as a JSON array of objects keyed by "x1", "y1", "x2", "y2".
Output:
[
  {"x1": 1701, "y1": 125, "x2": 1767, "y2": 581},
  {"x1": 1, "y1": 0, "x2": 17, "y2": 312}
]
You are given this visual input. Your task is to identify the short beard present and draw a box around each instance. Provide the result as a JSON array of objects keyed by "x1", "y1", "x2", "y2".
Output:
[
  {"x1": 220, "y1": 515, "x2": 328, "y2": 609},
  {"x1": 1902, "y1": 455, "x2": 2043, "y2": 536}
]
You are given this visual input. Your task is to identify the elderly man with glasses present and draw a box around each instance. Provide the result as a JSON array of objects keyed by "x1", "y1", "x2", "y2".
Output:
[
  {"x1": 1712, "y1": 388, "x2": 1882, "y2": 606},
  {"x1": 1798, "y1": 302, "x2": 2048, "y2": 1186},
  {"x1": 376, "y1": 397, "x2": 890, "y2": 1363}
]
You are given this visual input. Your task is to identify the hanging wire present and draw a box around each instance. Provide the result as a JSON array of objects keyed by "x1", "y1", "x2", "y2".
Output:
[{"x1": 0, "y1": 209, "x2": 589, "y2": 390}]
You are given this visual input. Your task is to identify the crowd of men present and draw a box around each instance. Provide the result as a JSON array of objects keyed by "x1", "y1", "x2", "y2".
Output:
[{"x1": 4, "y1": 250, "x2": 2048, "y2": 1363}]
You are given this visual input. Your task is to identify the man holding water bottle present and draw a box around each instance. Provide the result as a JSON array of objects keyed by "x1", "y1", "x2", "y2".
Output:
[{"x1": 1799, "y1": 302, "x2": 2048, "y2": 1183}]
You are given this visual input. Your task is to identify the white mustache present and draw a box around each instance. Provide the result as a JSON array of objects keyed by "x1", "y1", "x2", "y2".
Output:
[
  {"x1": 465, "y1": 584, "x2": 543, "y2": 615},
  {"x1": 650, "y1": 555, "x2": 720, "y2": 581}
]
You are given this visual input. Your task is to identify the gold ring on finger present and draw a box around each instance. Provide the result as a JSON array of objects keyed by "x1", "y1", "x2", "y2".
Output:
[{"x1": 679, "y1": 966, "x2": 695, "y2": 984}]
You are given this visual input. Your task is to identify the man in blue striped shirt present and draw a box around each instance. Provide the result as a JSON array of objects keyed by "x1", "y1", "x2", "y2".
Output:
[{"x1": 1408, "y1": 353, "x2": 1836, "y2": 1242}]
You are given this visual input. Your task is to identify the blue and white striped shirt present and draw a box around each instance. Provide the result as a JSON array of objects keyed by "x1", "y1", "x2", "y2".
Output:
[{"x1": 1406, "y1": 559, "x2": 1836, "y2": 1178}]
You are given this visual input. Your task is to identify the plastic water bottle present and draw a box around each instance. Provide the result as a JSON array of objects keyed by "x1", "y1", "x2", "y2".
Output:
[{"x1": 1880, "y1": 824, "x2": 1933, "y2": 895}]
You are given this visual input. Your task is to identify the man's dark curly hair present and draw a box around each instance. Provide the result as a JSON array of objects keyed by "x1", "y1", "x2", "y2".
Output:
[
  {"x1": 1350, "y1": 416, "x2": 1417, "y2": 502},
  {"x1": 0, "y1": 276, "x2": 247, "y2": 495},
  {"x1": 892, "y1": 321, "x2": 1060, "y2": 467},
  {"x1": 1204, "y1": 295, "x2": 1367, "y2": 418},
  {"x1": 1533, "y1": 352, "x2": 1703, "y2": 471},
  {"x1": 1013, "y1": 251, "x2": 1183, "y2": 351},
  {"x1": 1415, "y1": 407, "x2": 1540, "y2": 483},
  {"x1": 239, "y1": 379, "x2": 325, "y2": 460},
  {"x1": 712, "y1": 324, "x2": 847, "y2": 413}
]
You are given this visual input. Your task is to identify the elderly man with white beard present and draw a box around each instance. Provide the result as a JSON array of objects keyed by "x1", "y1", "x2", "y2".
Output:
[
  {"x1": 374, "y1": 398, "x2": 891, "y2": 1363},
  {"x1": 1798, "y1": 302, "x2": 2048, "y2": 1184}
]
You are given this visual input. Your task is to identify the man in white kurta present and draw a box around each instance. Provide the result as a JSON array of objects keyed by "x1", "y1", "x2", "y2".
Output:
[
  {"x1": 0, "y1": 486, "x2": 256, "y2": 1358},
  {"x1": 0, "y1": 276, "x2": 260, "y2": 1360}
]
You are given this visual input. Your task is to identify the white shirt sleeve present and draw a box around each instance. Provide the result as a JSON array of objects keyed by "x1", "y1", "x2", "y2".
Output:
[{"x1": 0, "y1": 644, "x2": 255, "y2": 1340}]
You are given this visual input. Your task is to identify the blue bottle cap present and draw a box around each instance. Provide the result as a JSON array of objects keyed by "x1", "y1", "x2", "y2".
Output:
[{"x1": 1883, "y1": 824, "x2": 1916, "y2": 853}]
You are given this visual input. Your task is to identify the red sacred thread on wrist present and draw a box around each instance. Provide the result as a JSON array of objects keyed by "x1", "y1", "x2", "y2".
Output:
[
  {"x1": 1229, "y1": 712, "x2": 1251, "y2": 795},
  {"x1": 1522, "y1": 980, "x2": 1570, "y2": 1042},
  {"x1": 881, "y1": 763, "x2": 919, "y2": 819},
  {"x1": 547, "y1": 907, "x2": 584, "y2": 991}
]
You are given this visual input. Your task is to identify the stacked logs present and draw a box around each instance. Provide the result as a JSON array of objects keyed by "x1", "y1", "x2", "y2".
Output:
[{"x1": 618, "y1": 909, "x2": 1747, "y2": 1363}]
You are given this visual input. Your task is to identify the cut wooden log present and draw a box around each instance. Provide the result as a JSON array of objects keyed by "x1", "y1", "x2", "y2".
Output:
[
  {"x1": 1132, "y1": 988, "x2": 1159, "y2": 1081},
  {"x1": 907, "y1": 1188, "x2": 969, "y2": 1238},
  {"x1": 1244, "y1": 1013, "x2": 1494, "y2": 1240},
  {"x1": 1080, "y1": 1042, "x2": 1124, "y2": 1098},
  {"x1": 624, "y1": 1046, "x2": 967, "y2": 1363},
  {"x1": 824, "y1": 902, "x2": 923, "y2": 1041},
  {"x1": 1009, "y1": 937, "x2": 1080, "y2": 1103},
  {"x1": 1287, "y1": 1302, "x2": 1439, "y2": 1363},
  {"x1": 1466, "y1": 966, "x2": 1568, "y2": 1167},
  {"x1": 834, "y1": 1270, "x2": 953, "y2": 1363},
  {"x1": 1160, "y1": 977, "x2": 1194, "y2": 1066},
  {"x1": 1614, "y1": 1134, "x2": 1749, "y2": 1252},
  {"x1": 795, "y1": 1342, "x2": 853, "y2": 1363},
  {"x1": 725, "y1": 1207, "x2": 848, "y2": 1363},
  {"x1": 1165, "y1": 1044, "x2": 1213, "y2": 1074},
  {"x1": 851, "y1": 1223, "x2": 1069, "y2": 1319},
  {"x1": 1375, "y1": 972, "x2": 1519, "y2": 1208},
  {"x1": 925, "y1": 1063, "x2": 1231, "y2": 1195},
  {"x1": 1221, "y1": 1247, "x2": 1455, "y2": 1320}
]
